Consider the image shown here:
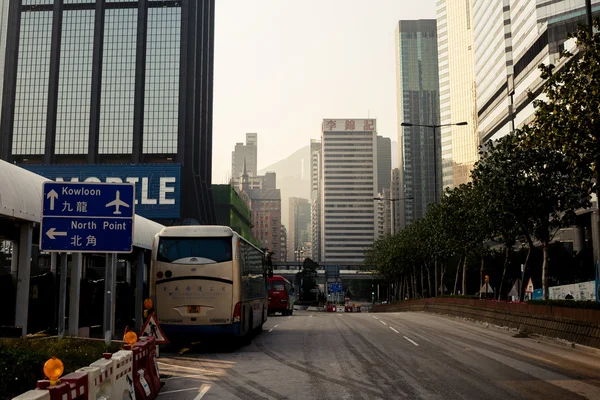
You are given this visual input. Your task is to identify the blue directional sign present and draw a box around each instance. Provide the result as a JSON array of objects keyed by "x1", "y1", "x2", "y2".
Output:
[
  {"x1": 40, "y1": 182, "x2": 135, "y2": 253},
  {"x1": 329, "y1": 283, "x2": 343, "y2": 293}
]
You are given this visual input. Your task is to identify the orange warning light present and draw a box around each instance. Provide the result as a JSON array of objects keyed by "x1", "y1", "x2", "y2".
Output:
[{"x1": 43, "y1": 357, "x2": 64, "y2": 385}]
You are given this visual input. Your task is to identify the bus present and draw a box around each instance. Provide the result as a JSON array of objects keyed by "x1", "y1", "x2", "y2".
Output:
[
  {"x1": 149, "y1": 226, "x2": 268, "y2": 342},
  {"x1": 267, "y1": 276, "x2": 296, "y2": 315}
]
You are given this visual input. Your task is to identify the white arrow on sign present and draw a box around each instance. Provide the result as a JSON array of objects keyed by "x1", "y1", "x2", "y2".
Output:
[
  {"x1": 46, "y1": 228, "x2": 67, "y2": 239},
  {"x1": 47, "y1": 189, "x2": 59, "y2": 210}
]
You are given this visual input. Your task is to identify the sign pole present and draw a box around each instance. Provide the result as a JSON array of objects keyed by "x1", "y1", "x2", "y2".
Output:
[
  {"x1": 58, "y1": 253, "x2": 68, "y2": 338},
  {"x1": 104, "y1": 253, "x2": 115, "y2": 345},
  {"x1": 135, "y1": 252, "x2": 145, "y2": 332}
]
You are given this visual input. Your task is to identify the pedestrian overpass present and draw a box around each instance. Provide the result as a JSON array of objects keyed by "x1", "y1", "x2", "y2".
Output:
[{"x1": 273, "y1": 261, "x2": 378, "y2": 280}]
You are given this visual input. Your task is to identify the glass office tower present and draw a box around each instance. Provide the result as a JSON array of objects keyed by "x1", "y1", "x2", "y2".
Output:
[{"x1": 0, "y1": 0, "x2": 215, "y2": 224}]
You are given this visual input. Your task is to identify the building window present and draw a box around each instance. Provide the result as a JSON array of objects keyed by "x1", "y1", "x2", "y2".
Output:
[
  {"x1": 55, "y1": 9, "x2": 95, "y2": 155},
  {"x1": 144, "y1": 6, "x2": 181, "y2": 154},
  {"x1": 99, "y1": 8, "x2": 138, "y2": 154},
  {"x1": 12, "y1": 10, "x2": 53, "y2": 155}
]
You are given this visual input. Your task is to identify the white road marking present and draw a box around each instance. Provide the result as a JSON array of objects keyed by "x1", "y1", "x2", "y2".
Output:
[
  {"x1": 157, "y1": 362, "x2": 212, "y2": 374},
  {"x1": 274, "y1": 325, "x2": 279, "y2": 328},
  {"x1": 159, "y1": 387, "x2": 203, "y2": 396},
  {"x1": 372, "y1": 316, "x2": 379, "y2": 320},
  {"x1": 310, "y1": 314, "x2": 313, "y2": 317},
  {"x1": 268, "y1": 329, "x2": 273, "y2": 332},
  {"x1": 403, "y1": 336, "x2": 419, "y2": 346},
  {"x1": 380, "y1": 320, "x2": 387, "y2": 326},
  {"x1": 390, "y1": 327, "x2": 399, "y2": 334},
  {"x1": 288, "y1": 316, "x2": 292, "y2": 319},
  {"x1": 193, "y1": 384, "x2": 212, "y2": 400}
]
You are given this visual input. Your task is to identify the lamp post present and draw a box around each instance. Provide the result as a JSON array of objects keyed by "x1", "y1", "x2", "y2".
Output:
[
  {"x1": 400, "y1": 122, "x2": 468, "y2": 203},
  {"x1": 373, "y1": 197, "x2": 414, "y2": 235},
  {"x1": 586, "y1": 0, "x2": 593, "y2": 35}
]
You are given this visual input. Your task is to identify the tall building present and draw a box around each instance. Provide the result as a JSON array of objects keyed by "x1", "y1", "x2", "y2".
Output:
[
  {"x1": 310, "y1": 140, "x2": 321, "y2": 262},
  {"x1": 395, "y1": 20, "x2": 440, "y2": 228},
  {"x1": 376, "y1": 187, "x2": 392, "y2": 238},
  {"x1": 232, "y1": 133, "x2": 258, "y2": 184},
  {"x1": 376, "y1": 136, "x2": 391, "y2": 193},
  {"x1": 321, "y1": 119, "x2": 377, "y2": 264},
  {"x1": 280, "y1": 225, "x2": 287, "y2": 262},
  {"x1": 437, "y1": 0, "x2": 479, "y2": 188},
  {"x1": 288, "y1": 197, "x2": 311, "y2": 261},
  {"x1": 0, "y1": 0, "x2": 216, "y2": 225},
  {"x1": 238, "y1": 157, "x2": 282, "y2": 260},
  {"x1": 473, "y1": 0, "x2": 600, "y2": 144},
  {"x1": 391, "y1": 168, "x2": 402, "y2": 234},
  {"x1": 0, "y1": 1, "x2": 8, "y2": 122}
]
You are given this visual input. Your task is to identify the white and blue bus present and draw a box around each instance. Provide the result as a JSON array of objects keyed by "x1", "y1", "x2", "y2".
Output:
[{"x1": 150, "y1": 226, "x2": 268, "y2": 341}]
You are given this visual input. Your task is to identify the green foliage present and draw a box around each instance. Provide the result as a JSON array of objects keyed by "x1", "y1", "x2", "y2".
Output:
[
  {"x1": 0, "y1": 338, "x2": 121, "y2": 399},
  {"x1": 299, "y1": 258, "x2": 319, "y2": 301},
  {"x1": 527, "y1": 300, "x2": 600, "y2": 310}
]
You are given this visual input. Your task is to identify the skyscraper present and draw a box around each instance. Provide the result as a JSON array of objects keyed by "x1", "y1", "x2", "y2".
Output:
[
  {"x1": 232, "y1": 133, "x2": 258, "y2": 184},
  {"x1": 0, "y1": 1, "x2": 8, "y2": 122},
  {"x1": 376, "y1": 135, "x2": 391, "y2": 193},
  {"x1": 321, "y1": 119, "x2": 377, "y2": 264},
  {"x1": 288, "y1": 197, "x2": 311, "y2": 261},
  {"x1": 395, "y1": 20, "x2": 440, "y2": 228},
  {"x1": 437, "y1": 0, "x2": 478, "y2": 188},
  {"x1": 310, "y1": 140, "x2": 321, "y2": 262},
  {"x1": 0, "y1": 0, "x2": 216, "y2": 225},
  {"x1": 473, "y1": 0, "x2": 600, "y2": 144}
]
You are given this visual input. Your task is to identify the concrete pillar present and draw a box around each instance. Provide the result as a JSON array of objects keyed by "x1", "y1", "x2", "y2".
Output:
[
  {"x1": 135, "y1": 252, "x2": 145, "y2": 332},
  {"x1": 125, "y1": 260, "x2": 132, "y2": 284},
  {"x1": 10, "y1": 240, "x2": 19, "y2": 281},
  {"x1": 592, "y1": 211, "x2": 600, "y2": 265},
  {"x1": 68, "y1": 253, "x2": 83, "y2": 336},
  {"x1": 58, "y1": 253, "x2": 68, "y2": 338},
  {"x1": 573, "y1": 225, "x2": 586, "y2": 254},
  {"x1": 14, "y1": 222, "x2": 33, "y2": 337}
]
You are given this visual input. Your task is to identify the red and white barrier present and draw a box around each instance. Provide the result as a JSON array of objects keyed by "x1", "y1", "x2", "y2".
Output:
[{"x1": 12, "y1": 338, "x2": 161, "y2": 400}]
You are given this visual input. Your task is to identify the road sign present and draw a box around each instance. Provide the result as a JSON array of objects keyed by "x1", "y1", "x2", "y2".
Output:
[
  {"x1": 330, "y1": 283, "x2": 342, "y2": 293},
  {"x1": 525, "y1": 277, "x2": 534, "y2": 294},
  {"x1": 41, "y1": 182, "x2": 135, "y2": 253},
  {"x1": 140, "y1": 313, "x2": 168, "y2": 345}
]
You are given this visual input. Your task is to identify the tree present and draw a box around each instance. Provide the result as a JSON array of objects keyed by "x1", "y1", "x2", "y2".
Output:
[{"x1": 299, "y1": 258, "x2": 319, "y2": 301}]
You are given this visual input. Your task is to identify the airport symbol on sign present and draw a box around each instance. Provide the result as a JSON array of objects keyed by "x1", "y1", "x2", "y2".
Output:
[{"x1": 40, "y1": 182, "x2": 135, "y2": 253}]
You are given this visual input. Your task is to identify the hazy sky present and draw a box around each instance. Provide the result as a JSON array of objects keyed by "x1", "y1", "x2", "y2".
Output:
[{"x1": 212, "y1": 0, "x2": 436, "y2": 183}]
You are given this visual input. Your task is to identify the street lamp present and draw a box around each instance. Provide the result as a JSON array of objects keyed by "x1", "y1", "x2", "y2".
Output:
[
  {"x1": 373, "y1": 196, "x2": 413, "y2": 235},
  {"x1": 400, "y1": 121, "x2": 468, "y2": 202}
]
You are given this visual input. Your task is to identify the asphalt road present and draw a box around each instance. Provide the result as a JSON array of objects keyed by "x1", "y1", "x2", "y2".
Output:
[{"x1": 156, "y1": 310, "x2": 600, "y2": 399}]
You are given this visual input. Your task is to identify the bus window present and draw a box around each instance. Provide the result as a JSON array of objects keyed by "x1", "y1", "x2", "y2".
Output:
[{"x1": 157, "y1": 237, "x2": 233, "y2": 264}]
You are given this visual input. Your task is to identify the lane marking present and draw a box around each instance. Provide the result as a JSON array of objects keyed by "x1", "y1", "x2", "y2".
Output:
[
  {"x1": 390, "y1": 327, "x2": 399, "y2": 334},
  {"x1": 193, "y1": 384, "x2": 211, "y2": 400},
  {"x1": 372, "y1": 316, "x2": 379, "y2": 320},
  {"x1": 159, "y1": 387, "x2": 202, "y2": 396},
  {"x1": 310, "y1": 314, "x2": 313, "y2": 317},
  {"x1": 380, "y1": 320, "x2": 387, "y2": 326},
  {"x1": 274, "y1": 325, "x2": 279, "y2": 328},
  {"x1": 403, "y1": 336, "x2": 419, "y2": 346},
  {"x1": 288, "y1": 316, "x2": 292, "y2": 319},
  {"x1": 268, "y1": 328, "x2": 274, "y2": 332}
]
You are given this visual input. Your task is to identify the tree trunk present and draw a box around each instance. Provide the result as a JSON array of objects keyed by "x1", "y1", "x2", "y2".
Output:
[
  {"x1": 479, "y1": 255, "x2": 484, "y2": 299},
  {"x1": 498, "y1": 246, "x2": 510, "y2": 300},
  {"x1": 520, "y1": 234, "x2": 534, "y2": 302},
  {"x1": 461, "y1": 254, "x2": 467, "y2": 295},
  {"x1": 434, "y1": 259, "x2": 438, "y2": 297},
  {"x1": 453, "y1": 256, "x2": 462, "y2": 295},
  {"x1": 426, "y1": 264, "x2": 432, "y2": 298},
  {"x1": 440, "y1": 263, "x2": 446, "y2": 295},
  {"x1": 420, "y1": 265, "x2": 424, "y2": 298},
  {"x1": 412, "y1": 266, "x2": 417, "y2": 298},
  {"x1": 542, "y1": 242, "x2": 549, "y2": 300}
]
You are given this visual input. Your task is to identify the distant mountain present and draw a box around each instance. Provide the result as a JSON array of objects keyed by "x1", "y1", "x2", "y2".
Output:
[{"x1": 259, "y1": 145, "x2": 311, "y2": 229}]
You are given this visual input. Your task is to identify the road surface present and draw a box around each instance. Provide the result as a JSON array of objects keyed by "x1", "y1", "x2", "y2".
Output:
[{"x1": 157, "y1": 310, "x2": 600, "y2": 399}]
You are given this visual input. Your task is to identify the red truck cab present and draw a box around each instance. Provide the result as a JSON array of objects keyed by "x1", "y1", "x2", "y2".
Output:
[{"x1": 267, "y1": 276, "x2": 295, "y2": 315}]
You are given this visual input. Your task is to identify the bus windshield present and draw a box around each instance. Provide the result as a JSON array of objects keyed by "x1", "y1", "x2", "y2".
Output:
[{"x1": 157, "y1": 237, "x2": 233, "y2": 263}]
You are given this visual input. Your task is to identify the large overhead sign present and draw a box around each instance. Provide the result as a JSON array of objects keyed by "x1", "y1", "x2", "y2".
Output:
[{"x1": 23, "y1": 164, "x2": 181, "y2": 219}]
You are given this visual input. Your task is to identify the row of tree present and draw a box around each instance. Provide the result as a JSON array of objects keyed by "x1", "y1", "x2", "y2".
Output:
[{"x1": 365, "y1": 22, "x2": 600, "y2": 301}]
